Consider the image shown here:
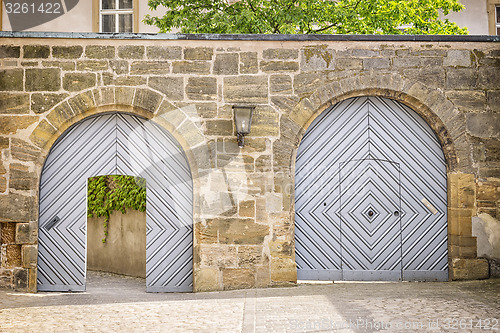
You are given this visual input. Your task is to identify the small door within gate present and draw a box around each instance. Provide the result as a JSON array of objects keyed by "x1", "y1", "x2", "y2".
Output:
[
  {"x1": 295, "y1": 96, "x2": 448, "y2": 282},
  {"x1": 38, "y1": 113, "x2": 193, "y2": 292},
  {"x1": 340, "y1": 159, "x2": 401, "y2": 281}
]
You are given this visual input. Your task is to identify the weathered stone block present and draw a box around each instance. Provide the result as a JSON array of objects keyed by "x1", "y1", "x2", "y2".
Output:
[
  {"x1": 29, "y1": 119, "x2": 57, "y2": 148},
  {"x1": 403, "y1": 67, "x2": 445, "y2": 89},
  {"x1": 446, "y1": 91, "x2": 486, "y2": 113},
  {"x1": 52, "y1": 46, "x2": 83, "y2": 59},
  {"x1": 270, "y1": 257, "x2": 297, "y2": 283},
  {"x1": 186, "y1": 77, "x2": 217, "y2": 101},
  {"x1": 238, "y1": 246, "x2": 266, "y2": 268},
  {"x1": 26, "y1": 68, "x2": 61, "y2": 92},
  {"x1": 193, "y1": 267, "x2": 219, "y2": 292},
  {"x1": 213, "y1": 53, "x2": 238, "y2": 75},
  {"x1": 147, "y1": 46, "x2": 182, "y2": 60},
  {"x1": 1, "y1": 244, "x2": 22, "y2": 267},
  {"x1": 0, "y1": 116, "x2": 37, "y2": 135},
  {"x1": 261, "y1": 61, "x2": 299, "y2": 73},
  {"x1": 13, "y1": 268, "x2": 28, "y2": 291},
  {"x1": 336, "y1": 58, "x2": 363, "y2": 70},
  {"x1": 41, "y1": 61, "x2": 75, "y2": 71},
  {"x1": 85, "y1": 45, "x2": 115, "y2": 59},
  {"x1": 172, "y1": 61, "x2": 211, "y2": 74},
  {"x1": 130, "y1": 61, "x2": 170, "y2": 75},
  {"x1": 239, "y1": 200, "x2": 255, "y2": 218},
  {"x1": 200, "y1": 218, "x2": 269, "y2": 245},
  {"x1": 250, "y1": 106, "x2": 279, "y2": 136},
  {"x1": 133, "y1": 89, "x2": 162, "y2": 113},
  {"x1": 487, "y1": 91, "x2": 500, "y2": 112},
  {"x1": 63, "y1": 73, "x2": 96, "y2": 91},
  {"x1": 223, "y1": 268, "x2": 255, "y2": 290},
  {"x1": 393, "y1": 57, "x2": 421, "y2": 68},
  {"x1": 445, "y1": 68, "x2": 477, "y2": 90},
  {"x1": 148, "y1": 76, "x2": 184, "y2": 100},
  {"x1": 240, "y1": 52, "x2": 258, "y2": 74},
  {"x1": 23, "y1": 45, "x2": 50, "y2": 58},
  {"x1": 224, "y1": 76, "x2": 268, "y2": 103},
  {"x1": 293, "y1": 72, "x2": 323, "y2": 97},
  {"x1": 205, "y1": 120, "x2": 233, "y2": 136},
  {"x1": 113, "y1": 87, "x2": 133, "y2": 106},
  {"x1": 270, "y1": 75, "x2": 292, "y2": 95},
  {"x1": 478, "y1": 67, "x2": 498, "y2": 89},
  {"x1": 450, "y1": 258, "x2": 489, "y2": 280},
  {"x1": 68, "y1": 91, "x2": 95, "y2": 116},
  {"x1": 46, "y1": 101, "x2": 74, "y2": 128},
  {"x1": 76, "y1": 60, "x2": 109, "y2": 71},
  {"x1": 1, "y1": 222, "x2": 16, "y2": 244},
  {"x1": 363, "y1": 57, "x2": 390, "y2": 69},
  {"x1": 255, "y1": 155, "x2": 272, "y2": 172},
  {"x1": 0, "y1": 269, "x2": 12, "y2": 289},
  {"x1": 301, "y1": 45, "x2": 335, "y2": 71},
  {"x1": 0, "y1": 176, "x2": 6, "y2": 193},
  {"x1": 109, "y1": 60, "x2": 129, "y2": 75},
  {"x1": 156, "y1": 100, "x2": 186, "y2": 127},
  {"x1": 11, "y1": 139, "x2": 40, "y2": 162},
  {"x1": 466, "y1": 113, "x2": 500, "y2": 138},
  {"x1": 0, "y1": 69, "x2": 23, "y2": 91},
  {"x1": 16, "y1": 223, "x2": 36, "y2": 245},
  {"x1": 0, "y1": 93, "x2": 29, "y2": 114},
  {"x1": 263, "y1": 48, "x2": 298, "y2": 60},
  {"x1": 444, "y1": 50, "x2": 471, "y2": 67},
  {"x1": 31, "y1": 93, "x2": 68, "y2": 114},
  {"x1": 0, "y1": 45, "x2": 20, "y2": 58},
  {"x1": 9, "y1": 163, "x2": 34, "y2": 191},
  {"x1": 184, "y1": 47, "x2": 213, "y2": 60},
  {"x1": 118, "y1": 45, "x2": 144, "y2": 59}
]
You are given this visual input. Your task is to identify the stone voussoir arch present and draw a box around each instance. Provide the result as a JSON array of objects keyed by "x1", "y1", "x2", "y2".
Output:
[
  {"x1": 29, "y1": 86, "x2": 210, "y2": 190},
  {"x1": 31, "y1": 85, "x2": 210, "y2": 291},
  {"x1": 282, "y1": 72, "x2": 466, "y2": 174}
]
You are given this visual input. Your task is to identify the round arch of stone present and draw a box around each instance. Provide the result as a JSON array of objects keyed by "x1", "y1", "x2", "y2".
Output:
[
  {"x1": 27, "y1": 86, "x2": 211, "y2": 292},
  {"x1": 271, "y1": 72, "x2": 480, "y2": 282}
]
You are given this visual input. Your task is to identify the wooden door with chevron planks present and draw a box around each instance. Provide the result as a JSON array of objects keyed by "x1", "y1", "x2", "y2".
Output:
[
  {"x1": 38, "y1": 113, "x2": 193, "y2": 292},
  {"x1": 295, "y1": 96, "x2": 448, "y2": 282}
]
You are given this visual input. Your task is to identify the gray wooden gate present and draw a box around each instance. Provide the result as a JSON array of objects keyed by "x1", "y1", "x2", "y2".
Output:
[
  {"x1": 38, "y1": 113, "x2": 193, "y2": 292},
  {"x1": 295, "y1": 96, "x2": 448, "y2": 281}
]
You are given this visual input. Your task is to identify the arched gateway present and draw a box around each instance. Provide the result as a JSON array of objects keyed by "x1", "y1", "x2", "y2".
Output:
[
  {"x1": 295, "y1": 96, "x2": 448, "y2": 281},
  {"x1": 38, "y1": 113, "x2": 193, "y2": 292}
]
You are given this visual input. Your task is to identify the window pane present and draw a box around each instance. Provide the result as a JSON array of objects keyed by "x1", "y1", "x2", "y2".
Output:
[
  {"x1": 102, "y1": 14, "x2": 116, "y2": 32},
  {"x1": 102, "y1": 0, "x2": 115, "y2": 9},
  {"x1": 119, "y1": 14, "x2": 133, "y2": 32},
  {"x1": 119, "y1": 0, "x2": 133, "y2": 9},
  {"x1": 497, "y1": 6, "x2": 500, "y2": 23},
  {"x1": 497, "y1": 27, "x2": 500, "y2": 35}
]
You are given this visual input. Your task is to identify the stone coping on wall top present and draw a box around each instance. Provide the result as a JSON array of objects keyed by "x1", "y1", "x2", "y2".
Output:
[{"x1": 0, "y1": 31, "x2": 499, "y2": 42}]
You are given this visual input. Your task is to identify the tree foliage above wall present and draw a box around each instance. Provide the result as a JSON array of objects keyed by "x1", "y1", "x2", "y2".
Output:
[
  {"x1": 144, "y1": 0, "x2": 468, "y2": 35},
  {"x1": 87, "y1": 175, "x2": 146, "y2": 243}
]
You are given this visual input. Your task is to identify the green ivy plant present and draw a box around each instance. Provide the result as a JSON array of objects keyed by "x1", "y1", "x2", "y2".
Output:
[{"x1": 87, "y1": 175, "x2": 146, "y2": 243}]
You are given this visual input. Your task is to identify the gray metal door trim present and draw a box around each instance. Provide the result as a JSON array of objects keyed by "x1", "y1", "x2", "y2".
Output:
[{"x1": 38, "y1": 113, "x2": 193, "y2": 292}]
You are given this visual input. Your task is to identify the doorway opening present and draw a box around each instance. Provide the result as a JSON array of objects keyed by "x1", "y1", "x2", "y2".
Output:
[{"x1": 86, "y1": 175, "x2": 147, "y2": 286}]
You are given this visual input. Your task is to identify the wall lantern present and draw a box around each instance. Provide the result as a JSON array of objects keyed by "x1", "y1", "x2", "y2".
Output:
[{"x1": 233, "y1": 105, "x2": 255, "y2": 148}]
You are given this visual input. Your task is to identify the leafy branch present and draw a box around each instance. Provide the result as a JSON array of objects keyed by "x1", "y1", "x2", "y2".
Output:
[{"x1": 87, "y1": 175, "x2": 146, "y2": 243}]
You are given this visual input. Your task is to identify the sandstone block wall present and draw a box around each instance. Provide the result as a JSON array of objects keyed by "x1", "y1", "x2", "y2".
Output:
[{"x1": 0, "y1": 34, "x2": 498, "y2": 291}]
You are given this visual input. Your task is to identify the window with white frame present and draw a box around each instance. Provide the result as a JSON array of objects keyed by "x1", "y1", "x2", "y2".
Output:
[{"x1": 100, "y1": 0, "x2": 133, "y2": 33}]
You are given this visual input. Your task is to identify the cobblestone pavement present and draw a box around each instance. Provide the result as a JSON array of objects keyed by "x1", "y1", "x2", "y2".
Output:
[{"x1": 0, "y1": 272, "x2": 499, "y2": 332}]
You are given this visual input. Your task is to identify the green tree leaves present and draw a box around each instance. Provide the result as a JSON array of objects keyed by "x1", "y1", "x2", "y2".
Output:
[
  {"x1": 87, "y1": 175, "x2": 146, "y2": 243},
  {"x1": 144, "y1": 0, "x2": 468, "y2": 35}
]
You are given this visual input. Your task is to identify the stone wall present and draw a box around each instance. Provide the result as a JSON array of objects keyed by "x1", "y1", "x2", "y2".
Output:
[
  {"x1": 0, "y1": 34, "x2": 498, "y2": 292},
  {"x1": 87, "y1": 210, "x2": 146, "y2": 278}
]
